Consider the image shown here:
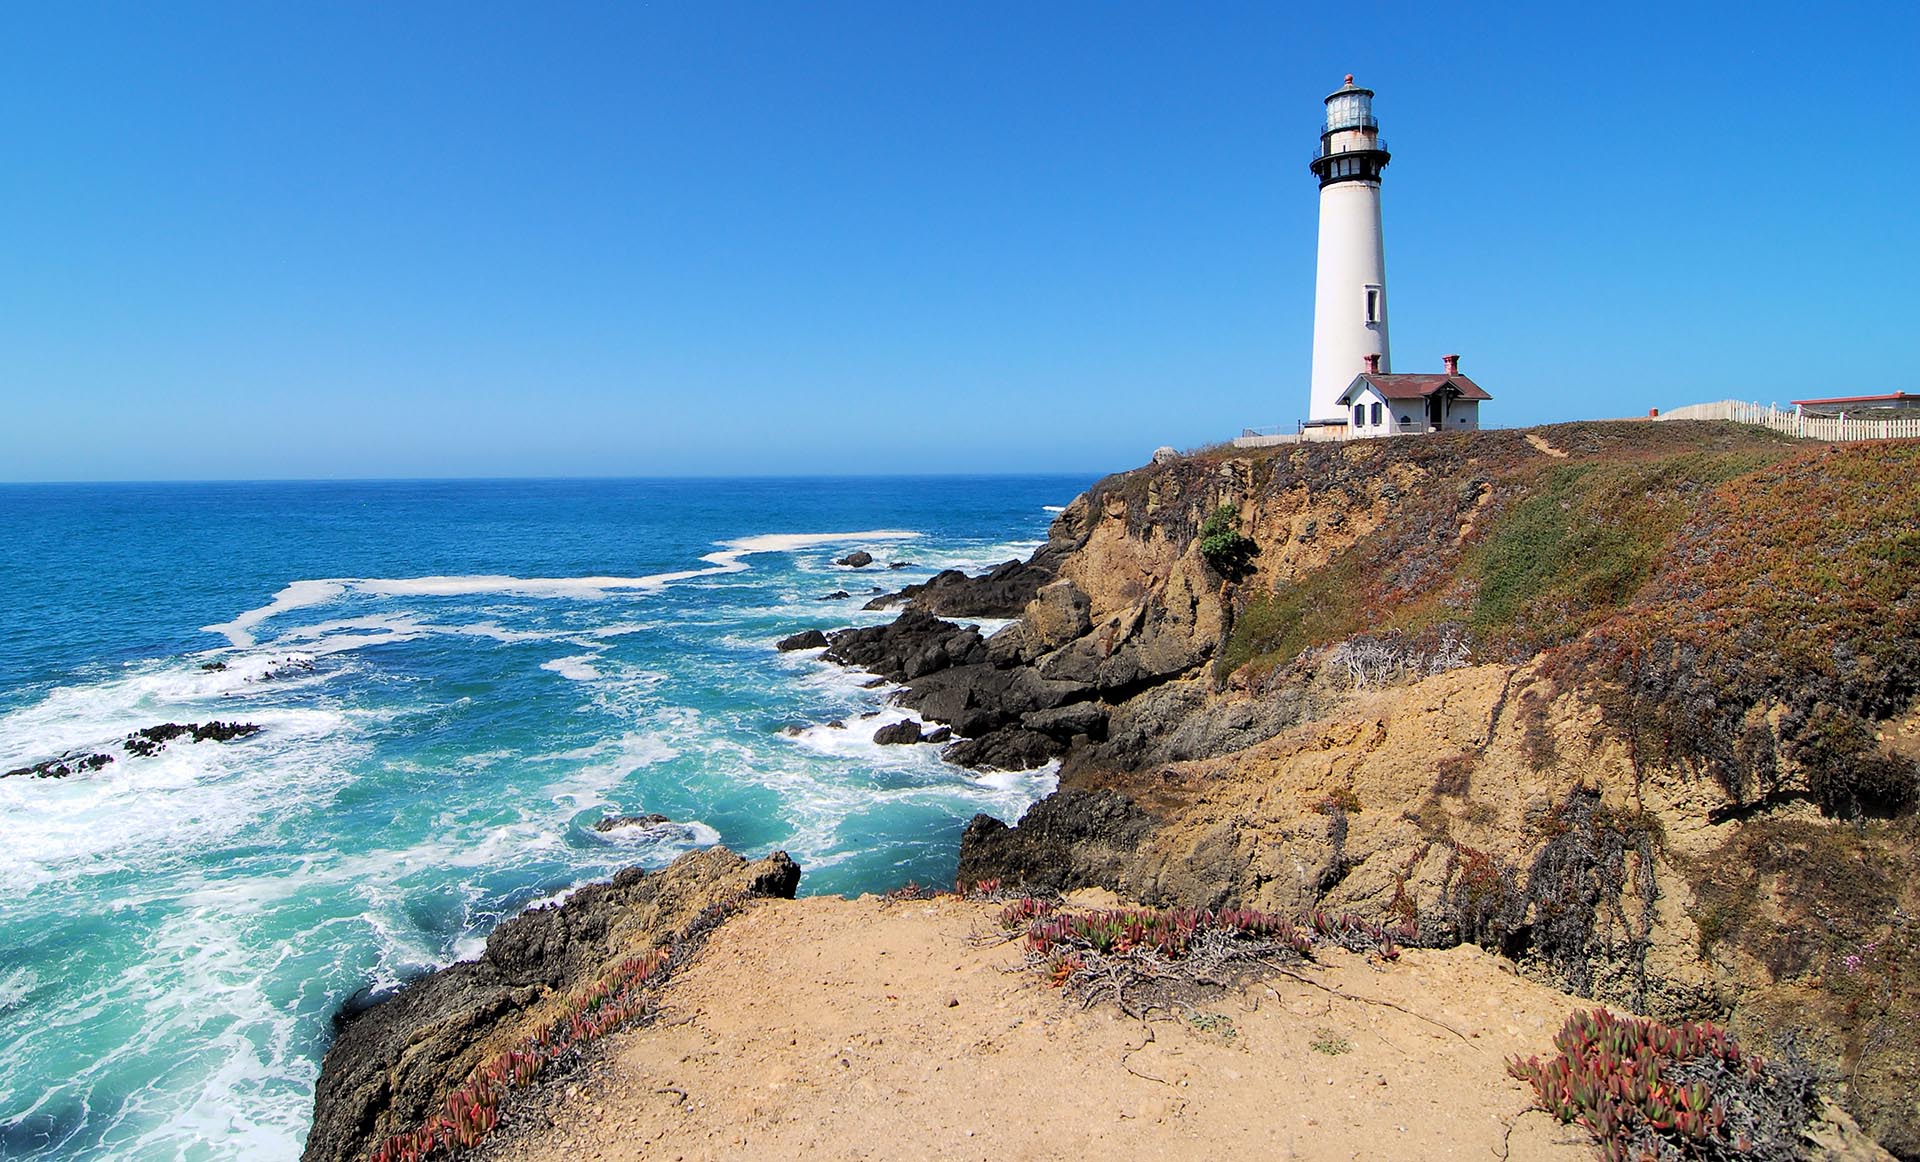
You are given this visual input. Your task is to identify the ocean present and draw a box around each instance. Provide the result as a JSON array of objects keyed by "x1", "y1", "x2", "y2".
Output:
[{"x1": 0, "y1": 474, "x2": 1092, "y2": 1161}]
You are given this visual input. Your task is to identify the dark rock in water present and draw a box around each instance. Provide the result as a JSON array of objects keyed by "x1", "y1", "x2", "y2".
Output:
[
  {"x1": 303, "y1": 848, "x2": 800, "y2": 1162},
  {"x1": 3, "y1": 753, "x2": 115, "y2": 780},
  {"x1": 872, "y1": 720, "x2": 924, "y2": 746},
  {"x1": 124, "y1": 721, "x2": 262, "y2": 758},
  {"x1": 824, "y1": 610, "x2": 989, "y2": 682},
  {"x1": 253, "y1": 657, "x2": 315, "y2": 682},
  {"x1": 776, "y1": 629, "x2": 829, "y2": 651},
  {"x1": 817, "y1": 590, "x2": 851, "y2": 601},
  {"x1": 955, "y1": 790, "x2": 1154, "y2": 896},
  {"x1": 888, "y1": 561, "x2": 916, "y2": 569},
  {"x1": 593, "y1": 813, "x2": 672, "y2": 833},
  {"x1": 864, "y1": 557, "x2": 1057, "y2": 619},
  {"x1": 941, "y1": 728, "x2": 1060, "y2": 771},
  {"x1": 924, "y1": 726, "x2": 953, "y2": 744},
  {"x1": 835, "y1": 550, "x2": 874, "y2": 568},
  {"x1": 199, "y1": 661, "x2": 228, "y2": 672}
]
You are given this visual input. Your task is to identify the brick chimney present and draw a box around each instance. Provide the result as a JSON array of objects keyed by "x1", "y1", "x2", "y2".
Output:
[
  {"x1": 1442, "y1": 353, "x2": 1460, "y2": 376},
  {"x1": 1364, "y1": 353, "x2": 1381, "y2": 374}
]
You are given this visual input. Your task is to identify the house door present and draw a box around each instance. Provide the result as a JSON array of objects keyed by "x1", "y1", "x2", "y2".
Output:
[{"x1": 1427, "y1": 394, "x2": 1444, "y2": 430}]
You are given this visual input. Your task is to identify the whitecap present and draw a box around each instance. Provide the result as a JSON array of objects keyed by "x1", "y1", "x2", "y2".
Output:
[
  {"x1": 540, "y1": 656, "x2": 604, "y2": 683},
  {"x1": 202, "y1": 530, "x2": 925, "y2": 647},
  {"x1": 0, "y1": 966, "x2": 37, "y2": 1012}
]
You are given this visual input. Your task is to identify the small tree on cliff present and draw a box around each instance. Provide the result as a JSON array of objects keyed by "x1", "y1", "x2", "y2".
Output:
[{"x1": 1198, "y1": 505, "x2": 1258, "y2": 581}]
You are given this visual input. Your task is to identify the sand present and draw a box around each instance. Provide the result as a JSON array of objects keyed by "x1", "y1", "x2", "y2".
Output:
[{"x1": 479, "y1": 892, "x2": 1595, "y2": 1161}]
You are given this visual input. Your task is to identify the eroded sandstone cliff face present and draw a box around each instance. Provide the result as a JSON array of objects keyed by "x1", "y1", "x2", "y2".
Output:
[{"x1": 925, "y1": 423, "x2": 1920, "y2": 1155}]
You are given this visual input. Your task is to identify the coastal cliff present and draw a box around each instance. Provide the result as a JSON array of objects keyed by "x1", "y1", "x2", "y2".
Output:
[
  {"x1": 888, "y1": 421, "x2": 1919, "y2": 1155},
  {"x1": 306, "y1": 420, "x2": 1919, "y2": 1160}
]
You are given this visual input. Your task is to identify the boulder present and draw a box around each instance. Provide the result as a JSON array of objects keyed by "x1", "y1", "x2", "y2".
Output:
[
  {"x1": 592, "y1": 813, "x2": 672, "y2": 832},
  {"x1": 872, "y1": 721, "x2": 925, "y2": 746},
  {"x1": 1021, "y1": 701, "x2": 1109, "y2": 742},
  {"x1": 954, "y1": 790, "x2": 1155, "y2": 895},
  {"x1": 824, "y1": 611, "x2": 989, "y2": 681},
  {"x1": 940, "y1": 728, "x2": 1060, "y2": 772},
  {"x1": 1152, "y1": 445, "x2": 1180, "y2": 465},
  {"x1": 835, "y1": 551, "x2": 874, "y2": 568},
  {"x1": 817, "y1": 591, "x2": 850, "y2": 601},
  {"x1": 864, "y1": 558, "x2": 1058, "y2": 619},
  {"x1": 776, "y1": 629, "x2": 829, "y2": 651},
  {"x1": 1023, "y1": 579, "x2": 1092, "y2": 653}
]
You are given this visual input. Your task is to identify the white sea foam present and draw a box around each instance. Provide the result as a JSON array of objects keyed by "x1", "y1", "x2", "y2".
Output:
[
  {"x1": 541, "y1": 732, "x2": 680, "y2": 810},
  {"x1": 1043, "y1": 505, "x2": 1067, "y2": 513},
  {"x1": 0, "y1": 704, "x2": 359, "y2": 891},
  {"x1": 201, "y1": 580, "x2": 348, "y2": 648},
  {"x1": 0, "y1": 966, "x2": 36, "y2": 1012},
  {"x1": 589, "y1": 818, "x2": 723, "y2": 849},
  {"x1": 540, "y1": 655, "x2": 604, "y2": 682},
  {"x1": 202, "y1": 530, "x2": 925, "y2": 647}
]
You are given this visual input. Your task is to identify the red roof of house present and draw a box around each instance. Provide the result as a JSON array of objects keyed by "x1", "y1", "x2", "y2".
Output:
[
  {"x1": 1338, "y1": 373, "x2": 1492, "y2": 404},
  {"x1": 1789, "y1": 392, "x2": 1920, "y2": 406}
]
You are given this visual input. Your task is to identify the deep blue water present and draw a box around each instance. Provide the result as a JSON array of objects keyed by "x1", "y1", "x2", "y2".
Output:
[{"x1": 0, "y1": 475, "x2": 1091, "y2": 1161}]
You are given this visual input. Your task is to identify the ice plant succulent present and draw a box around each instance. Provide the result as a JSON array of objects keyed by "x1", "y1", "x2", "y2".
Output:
[
  {"x1": 1508, "y1": 1008, "x2": 1816, "y2": 1161},
  {"x1": 367, "y1": 895, "x2": 749, "y2": 1162}
]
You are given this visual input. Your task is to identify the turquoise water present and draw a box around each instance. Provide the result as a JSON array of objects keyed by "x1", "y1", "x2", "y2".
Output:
[{"x1": 0, "y1": 475, "x2": 1089, "y2": 1161}]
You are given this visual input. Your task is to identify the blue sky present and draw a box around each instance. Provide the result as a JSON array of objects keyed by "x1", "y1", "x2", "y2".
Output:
[{"x1": 2, "y1": 2, "x2": 1914, "y2": 480}]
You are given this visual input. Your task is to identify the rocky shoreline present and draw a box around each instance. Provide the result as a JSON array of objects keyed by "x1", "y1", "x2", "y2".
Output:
[
  {"x1": 306, "y1": 423, "x2": 1920, "y2": 1160},
  {"x1": 302, "y1": 849, "x2": 798, "y2": 1162}
]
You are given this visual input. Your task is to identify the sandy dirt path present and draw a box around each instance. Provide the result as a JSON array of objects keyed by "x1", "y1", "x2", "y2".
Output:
[{"x1": 481, "y1": 894, "x2": 1593, "y2": 1161}]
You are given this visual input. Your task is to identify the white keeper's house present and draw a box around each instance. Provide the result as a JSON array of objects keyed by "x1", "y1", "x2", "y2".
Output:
[
  {"x1": 1335, "y1": 352, "x2": 1491, "y2": 436},
  {"x1": 1236, "y1": 76, "x2": 1493, "y2": 448}
]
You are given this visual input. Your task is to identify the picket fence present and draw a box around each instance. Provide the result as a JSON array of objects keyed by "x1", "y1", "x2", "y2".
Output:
[{"x1": 1655, "y1": 400, "x2": 1920, "y2": 442}]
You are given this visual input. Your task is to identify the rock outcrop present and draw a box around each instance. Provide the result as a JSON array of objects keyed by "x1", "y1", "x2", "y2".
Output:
[
  {"x1": 124, "y1": 721, "x2": 262, "y2": 757},
  {"x1": 303, "y1": 847, "x2": 799, "y2": 1162},
  {"x1": 592, "y1": 813, "x2": 672, "y2": 832},
  {"x1": 863, "y1": 555, "x2": 1060, "y2": 618},
  {"x1": 808, "y1": 424, "x2": 1920, "y2": 1155},
  {"x1": 3, "y1": 752, "x2": 115, "y2": 779},
  {"x1": 872, "y1": 720, "x2": 925, "y2": 745},
  {"x1": 776, "y1": 629, "x2": 829, "y2": 651}
]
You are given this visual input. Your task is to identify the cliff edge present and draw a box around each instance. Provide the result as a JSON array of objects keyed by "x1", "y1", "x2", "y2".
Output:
[{"x1": 848, "y1": 421, "x2": 1919, "y2": 1155}]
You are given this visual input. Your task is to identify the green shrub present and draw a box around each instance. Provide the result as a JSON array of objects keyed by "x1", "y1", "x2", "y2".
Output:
[{"x1": 1197, "y1": 505, "x2": 1258, "y2": 578}]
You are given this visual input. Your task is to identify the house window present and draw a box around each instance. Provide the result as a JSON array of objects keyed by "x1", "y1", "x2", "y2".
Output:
[
  {"x1": 1354, "y1": 405, "x2": 1366, "y2": 428},
  {"x1": 1370, "y1": 402, "x2": 1382, "y2": 427},
  {"x1": 1364, "y1": 286, "x2": 1380, "y2": 324}
]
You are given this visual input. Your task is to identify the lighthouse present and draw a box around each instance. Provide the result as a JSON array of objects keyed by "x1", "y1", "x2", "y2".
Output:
[{"x1": 1307, "y1": 76, "x2": 1392, "y2": 423}]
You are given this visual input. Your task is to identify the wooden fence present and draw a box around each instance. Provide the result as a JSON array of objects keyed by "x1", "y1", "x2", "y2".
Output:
[{"x1": 1654, "y1": 400, "x2": 1920, "y2": 442}]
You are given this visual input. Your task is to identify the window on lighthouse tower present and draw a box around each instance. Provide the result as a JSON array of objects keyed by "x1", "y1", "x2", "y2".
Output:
[{"x1": 1364, "y1": 286, "x2": 1380, "y2": 324}]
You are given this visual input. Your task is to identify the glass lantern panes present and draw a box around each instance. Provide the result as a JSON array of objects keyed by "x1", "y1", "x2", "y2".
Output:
[{"x1": 1325, "y1": 92, "x2": 1371, "y2": 132}]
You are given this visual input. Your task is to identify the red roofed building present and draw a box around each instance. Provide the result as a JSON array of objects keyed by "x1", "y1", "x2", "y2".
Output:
[{"x1": 1334, "y1": 353, "x2": 1492, "y2": 437}]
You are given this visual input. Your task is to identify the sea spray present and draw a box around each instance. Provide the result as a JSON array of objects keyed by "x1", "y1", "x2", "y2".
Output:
[{"x1": 0, "y1": 475, "x2": 1086, "y2": 1162}]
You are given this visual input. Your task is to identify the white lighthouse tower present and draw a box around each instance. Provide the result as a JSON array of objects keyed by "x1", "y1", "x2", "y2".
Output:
[{"x1": 1307, "y1": 76, "x2": 1392, "y2": 423}]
